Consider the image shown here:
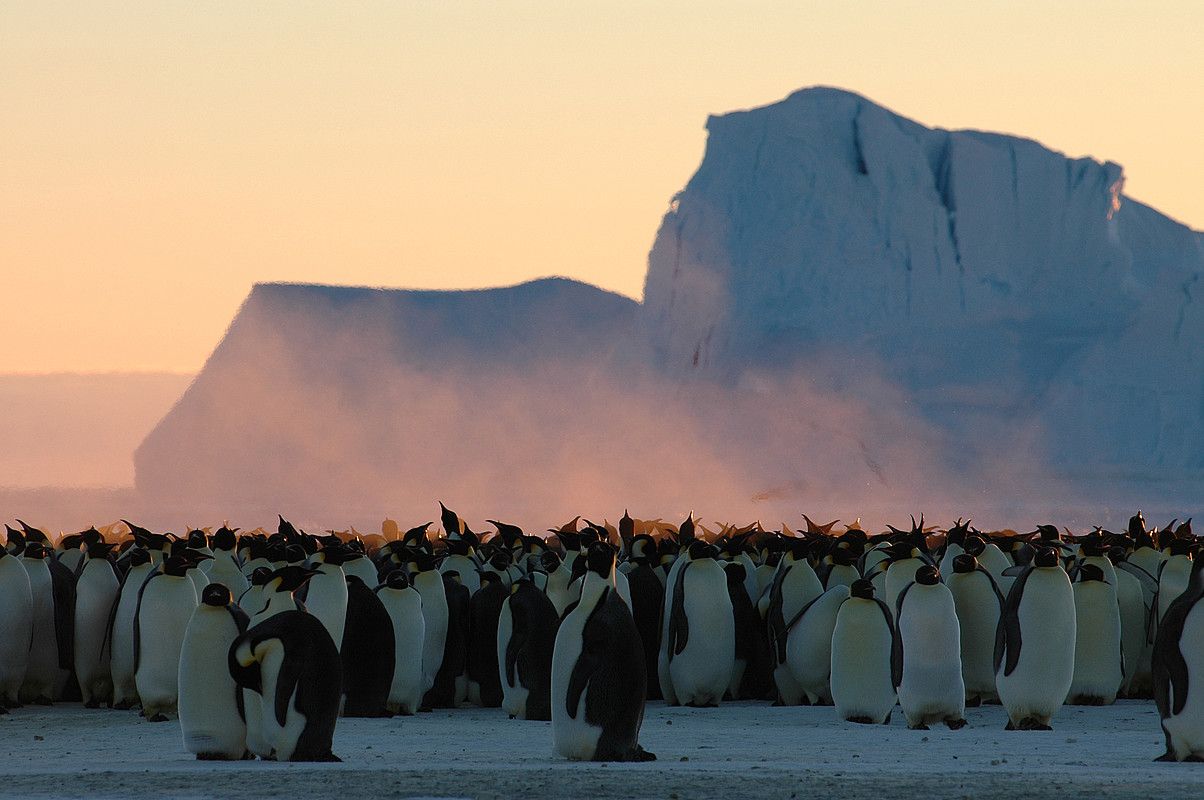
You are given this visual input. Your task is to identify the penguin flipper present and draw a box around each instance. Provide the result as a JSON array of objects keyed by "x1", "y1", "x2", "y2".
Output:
[
  {"x1": 1153, "y1": 575, "x2": 1201, "y2": 718},
  {"x1": 667, "y1": 563, "x2": 691, "y2": 660},
  {"x1": 274, "y1": 641, "x2": 305, "y2": 728},
  {"x1": 504, "y1": 616, "x2": 527, "y2": 689},
  {"x1": 566, "y1": 590, "x2": 610, "y2": 720},
  {"x1": 875, "y1": 598, "x2": 901, "y2": 688},
  {"x1": 995, "y1": 566, "x2": 1032, "y2": 678}
]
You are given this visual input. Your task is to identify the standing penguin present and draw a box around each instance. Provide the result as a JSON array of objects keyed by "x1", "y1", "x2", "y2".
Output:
[
  {"x1": 498, "y1": 578, "x2": 559, "y2": 720},
  {"x1": 229, "y1": 610, "x2": 342, "y2": 762},
  {"x1": 1067, "y1": 563, "x2": 1124, "y2": 705},
  {"x1": 725, "y1": 562, "x2": 771, "y2": 700},
  {"x1": 134, "y1": 556, "x2": 200, "y2": 721},
  {"x1": 374, "y1": 570, "x2": 426, "y2": 716},
  {"x1": 467, "y1": 572, "x2": 507, "y2": 708},
  {"x1": 895, "y1": 565, "x2": 966, "y2": 730},
  {"x1": 0, "y1": 545, "x2": 33, "y2": 710},
  {"x1": 830, "y1": 579, "x2": 897, "y2": 725},
  {"x1": 624, "y1": 549, "x2": 665, "y2": 701},
  {"x1": 765, "y1": 539, "x2": 824, "y2": 705},
  {"x1": 552, "y1": 543, "x2": 654, "y2": 762},
  {"x1": 109, "y1": 548, "x2": 154, "y2": 708},
  {"x1": 300, "y1": 546, "x2": 350, "y2": 650},
  {"x1": 179, "y1": 584, "x2": 249, "y2": 759},
  {"x1": 946, "y1": 551, "x2": 1004, "y2": 706},
  {"x1": 73, "y1": 542, "x2": 119, "y2": 708},
  {"x1": 1153, "y1": 555, "x2": 1204, "y2": 761},
  {"x1": 995, "y1": 547, "x2": 1076, "y2": 730},
  {"x1": 340, "y1": 575, "x2": 395, "y2": 717},
  {"x1": 666, "y1": 541, "x2": 734, "y2": 708},
  {"x1": 425, "y1": 570, "x2": 469, "y2": 709},
  {"x1": 19, "y1": 543, "x2": 72, "y2": 703},
  {"x1": 409, "y1": 552, "x2": 448, "y2": 703}
]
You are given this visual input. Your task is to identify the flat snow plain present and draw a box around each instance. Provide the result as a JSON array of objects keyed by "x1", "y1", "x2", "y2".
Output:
[{"x1": 2, "y1": 700, "x2": 1202, "y2": 799}]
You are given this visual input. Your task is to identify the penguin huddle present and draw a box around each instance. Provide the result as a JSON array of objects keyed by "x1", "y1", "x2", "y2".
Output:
[{"x1": 2, "y1": 509, "x2": 1204, "y2": 763}]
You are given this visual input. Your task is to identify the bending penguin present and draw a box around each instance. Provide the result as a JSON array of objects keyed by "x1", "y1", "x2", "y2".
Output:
[
  {"x1": 551, "y1": 543, "x2": 654, "y2": 762},
  {"x1": 179, "y1": 584, "x2": 250, "y2": 759},
  {"x1": 229, "y1": 610, "x2": 342, "y2": 762}
]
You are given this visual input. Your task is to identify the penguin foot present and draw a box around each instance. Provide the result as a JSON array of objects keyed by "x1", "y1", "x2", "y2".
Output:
[
  {"x1": 1069, "y1": 695, "x2": 1107, "y2": 707},
  {"x1": 1185, "y1": 754, "x2": 1204, "y2": 763},
  {"x1": 1016, "y1": 717, "x2": 1052, "y2": 731},
  {"x1": 909, "y1": 724, "x2": 930, "y2": 731},
  {"x1": 508, "y1": 714, "x2": 516, "y2": 720},
  {"x1": 965, "y1": 696, "x2": 982, "y2": 708},
  {"x1": 630, "y1": 746, "x2": 656, "y2": 762},
  {"x1": 145, "y1": 713, "x2": 169, "y2": 723},
  {"x1": 946, "y1": 718, "x2": 968, "y2": 731},
  {"x1": 883, "y1": 713, "x2": 891, "y2": 725},
  {"x1": 1154, "y1": 752, "x2": 1178, "y2": 762},
  {"x1": 112, "y1": 700, "x2": 136, "y2": 711},
  {"x1": 33, "y1": 696, "x2": 52, "y2": 706},
  {"x1": 84, "y1": 700, "x2": 100, "y2": 710},
  {"x1": 0, "y1": 707, "x2": 7, "y2": 715},
  {"x1": 1005, "y1": 720, "x2": 1016, "y2": 731},
  {"x1": 845, "y1": 716, "x2": 875, "y2": 725},
  {"x1": 984, "y1": 698, "x2": 1003, "y2": 705}
]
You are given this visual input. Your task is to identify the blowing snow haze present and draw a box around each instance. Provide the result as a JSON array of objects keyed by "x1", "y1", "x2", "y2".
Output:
[{"x1": 131, "y1": 87, "x2": 1203, "y2": 530}]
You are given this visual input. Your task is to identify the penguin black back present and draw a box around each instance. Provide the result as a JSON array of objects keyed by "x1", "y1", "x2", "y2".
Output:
[
  {"x1": 505, "y1": 580, "x2": 560, "y2": 720},
  {"x1": 340, "y1": 575, "x2": 395, "y2": 717},
  {"x1": 467, "y1": 573, "x2": 507, "y2": 708}
]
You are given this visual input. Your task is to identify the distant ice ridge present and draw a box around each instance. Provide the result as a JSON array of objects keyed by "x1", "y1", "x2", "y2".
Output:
[
  {"x1": 135, "y1": 87, "x2": 1204, "y2": 524},
  {"x1": 642, "y1": 87, "x2": 1204, "y2": 474}
]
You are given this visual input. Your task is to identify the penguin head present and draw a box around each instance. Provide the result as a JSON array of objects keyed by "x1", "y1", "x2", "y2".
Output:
[
  {"x1": 384, "y1": 569, "x2": 411, "y2": 590},
  {"x1": 850, "y1": 578, "x2": 876, "y2": 600},
  {"x1": 283, "y1": 544, "x2": 307, "y2": 564},
  {"x1": 212, "y1": 526, "x2": 238, "y2": 551},
  {"x1": 480, "y1": 571, "x2": 503, "y2": 589},
  {"x1": 202, "y1": 583, "x2": 232, "y2": 607},
  {"x1": 723, "y1": 562, "x2": 747, "y2": 585},
  {"x1": 914, "y1": 565, "x2": 941, "y2": 586},
  {"x1": 1168, "y1": 539, "x2": 1195, "y2": 558},
  {"x1": 23, "y1": 543, "x2": 48, "y2": 560},
  {"x1": 962, "y1": 535, "x2": 986, "y2": 557},
  {"x1": 539, "y1": 551, "x2": 562, "y2": 573},
  {"x1": 1034, "y1": 547, "x2": 1060, "y2": 568},
  {"x1": 488, "y1": 551, "x2": 513, "y2": 572},
  {"x1": 249, "y1": 567, "x2": 274, "y2": 586},
  {"x1": 585, "y1": 542, "x2": 616, "y2": 579},
  {"x1": 269, "y1": 565, "x2": 318, "y2": 592},
  {"x1": 952, "y1": 554, "x2": 979, "y2": 574},
  {"x1": 161, "y1": 556, "x2": 191, "y2": 577},
  {"x1": 830, "y1": 542, "x2": 859, "y2": 567},
  {"x1": 1076, "y1": 564, "x2": 1107, "y2": 583},
  {"x1": 687, "y1": 541, "x2": 718, "y2": 561},
  {"x1": 186, "y1": 529, "x2": 208, "y2": 549}
]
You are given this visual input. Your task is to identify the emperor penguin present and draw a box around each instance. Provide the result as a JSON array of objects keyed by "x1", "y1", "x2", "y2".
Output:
[
  {"x1": 440, "y1": 537, "x2": 483, "y2": 596},
  {"x1": 467, "y1": 572, "x2": 507, "y2": 708},
  {"x1": 1111, "y1": 547, "x2": 1154, "y2": 697},
  {"x1": 134, "y1": 556, "x2": 200, "y2": 720},
  {"x1": 1153, "y1": 555, "x2": 1204, "y2": 761},
  {"x1": 624, "y1": 548, "x2": 665, "y2": 700},
  {"x1": 666, "y1": 541, "x2": 734, "y2": 707},
  {"x1": 498, "y1": 578, "x2": 559, "y2": 720},
  {"x1": 1157, "y1": 540, "x2": 1195, "y2": 629},
  {"x1": 409, "y1": 552, "x2": 449, "y2": 701},
  {"x1": 229, "y1": 610, "x2": 342, "y2": 762},
  {"x1": 73, "y1": 541, "x2": 119, "y2": 707},
  {"x1": 726, "y1": 562, "x2": 772, "y2": 701},
  {"x1": 830, "y1": 579, "x2": 897, "y2": 725},
  {"x1": 249, "y1": 566, "x2": 315, "y2": 627},
  {"x1": 110, "y1": 548, "x2": 154, "y2": 708},
  {"x1": 238, "y1": 567, "x2": 273, "y2": 616},
  {"x1": 895, "y1": 565, "x2": 966, "y2": 730},
  {"x1": 179, "y1": 584, "x2": 250, "y2": 759},
  {"x1": 541, "y1": 551, "x2": 575, "y2": 617},
  {"x1": 300, "y1": 546, "x2": 350, "y2": 650},
  {"x1": 938, "y1": 519, "x2": 972, "y2": 578},
  {"x1": 0, "y1": 545, "x2": 33, "y2": 709},
  {"x1": 1067, "y1": 563, "x2": 1123, "y2": 705},
  {"x1": 765, "y1": 539, "x2": 824, "y2": 705},
  {"x1": 426, "y1": 570, "x2": 469, "y2": 708},
  {"x1": 995, "y1": 547, "x2": 1076, "y2": 730},
  {"x1": 19, "y1": 543, "x2": 72, "y2": 703},
  {"x1": 200, "y1": 527, "x2": 248, "y2": 599},
  {"x1": 783, "y1": 582, "x2": 851, "y2": 706},
  {"x1": 946, "y1": 552, "x2": 1003, "y2": 705},
  {"x1": 340, "y1": 575, "x2": 395, "y2": 717},
  {"x1": 374, "y1": 570, "x2": 425, "y2": 716},
  {"x1": 551, "y1": 543, "x2": 654, "y2": 762}
]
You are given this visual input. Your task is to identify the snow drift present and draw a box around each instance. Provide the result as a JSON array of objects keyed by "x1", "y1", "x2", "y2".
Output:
[{"x1": 135, "y1": 88, "x2": 1204, "y2": 528}]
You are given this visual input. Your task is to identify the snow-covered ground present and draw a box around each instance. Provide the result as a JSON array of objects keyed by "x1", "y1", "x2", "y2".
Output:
[{"x1": 2, "y1": 700, "x2": 1201, "y2": 798}]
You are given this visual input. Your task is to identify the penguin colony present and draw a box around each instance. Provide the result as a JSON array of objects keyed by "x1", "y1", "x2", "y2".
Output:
[{"x1": 2, "y1": 508, "x2": 1204, "y2": 763}]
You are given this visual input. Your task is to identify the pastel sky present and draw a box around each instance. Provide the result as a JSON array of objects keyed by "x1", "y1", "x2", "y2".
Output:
[{"x1": 3, "y1": 0, "x2": 1200, "y2": 373}]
